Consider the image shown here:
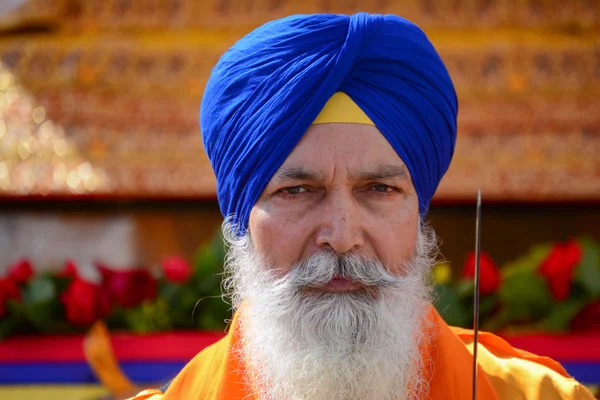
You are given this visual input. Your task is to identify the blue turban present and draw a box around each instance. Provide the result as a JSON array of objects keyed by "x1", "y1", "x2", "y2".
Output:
[{"x1": 200, "y1": 12, "x2": 458, "y2": 235}]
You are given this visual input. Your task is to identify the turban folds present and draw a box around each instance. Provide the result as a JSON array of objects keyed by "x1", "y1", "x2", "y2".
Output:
[{"x1": 200, "y1": 13, "x2": 458, "y2": 235}]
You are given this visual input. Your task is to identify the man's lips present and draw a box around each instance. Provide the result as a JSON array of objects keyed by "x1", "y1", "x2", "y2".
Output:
[{"x1": 324, "y1": 275, "x2": 363, "y2": 291}]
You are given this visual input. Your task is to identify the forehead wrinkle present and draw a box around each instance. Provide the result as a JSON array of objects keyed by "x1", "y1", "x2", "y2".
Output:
[{"x1": 271, "y1": 163, "x2": 410, "y2": 186}]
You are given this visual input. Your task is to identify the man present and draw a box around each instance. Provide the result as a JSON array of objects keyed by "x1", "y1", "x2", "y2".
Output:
[{"x1": 130, "y1": 13, "x2": 594, "y2": 400}]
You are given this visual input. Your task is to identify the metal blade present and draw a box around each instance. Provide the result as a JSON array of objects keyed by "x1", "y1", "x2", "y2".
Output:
[{"x1": 472, "y1": 189, "x2": 482, "y2": 400}]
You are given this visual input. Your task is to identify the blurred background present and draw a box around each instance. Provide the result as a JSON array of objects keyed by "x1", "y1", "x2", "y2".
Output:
[{"x1": 0, "y1": 0, "x2": 599, "y2": 399}]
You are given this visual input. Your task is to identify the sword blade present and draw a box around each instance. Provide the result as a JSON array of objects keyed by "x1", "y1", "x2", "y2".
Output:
[{"x1": 472, "y1": 189, "x2": 482, "y2": 400}]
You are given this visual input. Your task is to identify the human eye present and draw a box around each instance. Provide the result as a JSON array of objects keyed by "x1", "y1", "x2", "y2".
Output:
[
  {"x1": 275, "y1": 186, "x2": 308, "y2": 198},
  {"x1": 370, "y1": 184, "x2": 400, "y2": 195}
]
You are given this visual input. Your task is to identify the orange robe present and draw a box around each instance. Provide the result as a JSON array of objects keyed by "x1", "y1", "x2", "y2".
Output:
[{"x1": 129, "y1": 307, "x2": 594, "y2": 400}]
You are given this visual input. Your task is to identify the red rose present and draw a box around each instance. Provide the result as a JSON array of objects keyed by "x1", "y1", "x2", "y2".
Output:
[
  {"x1": 56, "y1": 260, "x2": 79, "y2": 279},
  {"x1": 162, "y1": 256, "x2": 192, "y2": 283},
  {"x1": 570, "y1": 301, "x2": 600, "y2": 332},
  {"x1": 98, "y1": 264, "x2": 157, "y2": 308},
  {"x1": 0, "y1": 278, "x2": 21, "y2": 318},
  {"x1": 462, "y1": 251, "x2": 501, "y2": 295},
  {"x1": 8, "y1": 259, "x2": 34, "y2": 284},
  {"x1": 538, "y1": 240, "x2": 582, "y2": 301},
  {"x1": 61, "y1": 277, "x2": 111, "y2": 326}
]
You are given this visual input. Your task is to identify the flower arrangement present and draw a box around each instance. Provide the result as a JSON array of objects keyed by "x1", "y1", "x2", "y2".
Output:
[
  {"x1": 433, "y1": 237, "x2": 600, "y2": 333},
  {"x1": 0, "y1": 232, "x2": 231, "y2": 340},
  {"x1": 1, "y1": 231, "x2": 599, "y2": 340}
]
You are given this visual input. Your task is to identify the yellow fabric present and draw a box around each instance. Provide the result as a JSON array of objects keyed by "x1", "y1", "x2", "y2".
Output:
[
  {"x1": 0, "y1": 385, "x2": 109, "y2": 400},
  {"x1": 312, "y1": 92, "x2": 375, "y2": 126},
  {"x1": 128, "y1": 389, "x2": 164, "y2": 400},
  {"x1": 128, "y1": 306, "x2": 595, "y2": 400},
  {"x1": 431, "y1": 310, "x2": 594, "y2": 400}
]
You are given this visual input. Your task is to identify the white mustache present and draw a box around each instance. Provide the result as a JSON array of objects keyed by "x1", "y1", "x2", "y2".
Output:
[{"x1": 282, "y1": 251, "x2": 404, "y2": 289}]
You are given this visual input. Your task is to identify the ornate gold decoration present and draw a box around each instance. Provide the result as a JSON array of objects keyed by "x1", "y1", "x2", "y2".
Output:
[
  {"x1": 1, "y1": 0, "x2": 598, "y2": 31},
  {"x1": 0, "y1": 61, "x2": 111, "y2": 195},
  {"x1": 0, "y1": 0, "x2": 598, "y2": 200},
  {"x1": 439, "y1": 131, "x2": 600, "y2": 201}
]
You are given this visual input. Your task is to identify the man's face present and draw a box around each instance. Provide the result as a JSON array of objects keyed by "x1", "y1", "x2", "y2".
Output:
[
  {"x1": 236, "y1": 123, "x2": 431, "y2": 399},
  {"x1": 249, "y1": 123, "x2": 420, "y2": 279}
]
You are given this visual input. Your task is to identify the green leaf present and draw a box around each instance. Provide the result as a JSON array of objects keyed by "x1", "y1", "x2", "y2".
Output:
[
  {"x1": 502, "y1": 244, "x2": 552, "y2": 277},
  {"x1": 0, "y1": 320, "x2": 13, "y2": 340},
  {"x1": 480, "y1": 295, "x2": 499, "y2": 317},
  {"x1": 5, "y1": 299, "x2": 28, "y2": 319},
  {"x1": 124, "y1": 300, "x2": 172, "y2": 333},
  {"x1": 193, "y1": 245, "x2": 221, "y2": 281},
  {"x1": 456, "y1": 279, "x2": 474, "y2": 300},
  {"x1": 195, "y1": 303, "x2": 229, "y2": 331},
  {"x1": 167, "y1": 286, "x2": 210, "y2": 328},
  {"x1": 14, "y1": 277, "x2": 61, "y2": 333},
  {"x1": 498, "y1": 269, "x2": 552, "y2": 321},
  {"x1": 159, "y1": 281, "x2": 185, "y2": 305},
  {"x1": 482, "y1": 307, "x2": 511, "y2": 332},
  {"x1": 542, "y1": 300, "x2": 587, "y2": 332},
  {"x1": 575, "y1": 239, "x2": 600, "y2": 297},
  {"x1": 434, "y1": 284, "x2": 469, "y2": 327},
  {"x1": 210, "y1": 231, "x2": 227, "y2": 265},
  {"x1": 24, "y1": 277, "x2": 55, "y2": 304},
  {"x1": 0, "y1": 300, "x2": 28, "y2": 339},
  {"x1": 50, "y1": 276, "x2": 73, "y2": 294},
  {"x1": 104, "y1": 306, "x2": 128, "y2": 330},
  {"x1": 16, "y1": 302, "x2": 52, "y2": 332}
]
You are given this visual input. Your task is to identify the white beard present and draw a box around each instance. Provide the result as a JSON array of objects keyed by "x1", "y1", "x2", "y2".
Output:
[{"x1": 222, "y1": 222, "x2": 438, "y2": 400}]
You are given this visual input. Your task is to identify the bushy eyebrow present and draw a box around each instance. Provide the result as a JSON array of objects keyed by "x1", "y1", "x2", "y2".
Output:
[
  {"x1": 272, "y1": 166, "x2": 321, "y2": 182},
  {"x1": 355, "y1": 164, "x2": 410, "y2": 182},
  {"x1": 271, "y1": 164, "x2": 410, "y2": 184}
]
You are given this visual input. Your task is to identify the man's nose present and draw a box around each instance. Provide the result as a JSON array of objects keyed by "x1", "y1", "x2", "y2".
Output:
[{"x1": 315, "y1": 192, "x2": 365, "y2": 254}]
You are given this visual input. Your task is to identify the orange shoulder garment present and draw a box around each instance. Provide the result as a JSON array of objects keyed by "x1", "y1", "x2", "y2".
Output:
[{"x1": 129, "y1": 306, "x2": 594, "y2": 400}]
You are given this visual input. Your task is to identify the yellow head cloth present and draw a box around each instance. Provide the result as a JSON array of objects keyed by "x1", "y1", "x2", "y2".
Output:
[{"x1": 312, "y1": 92, "x2": 375, "y2": 126}]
